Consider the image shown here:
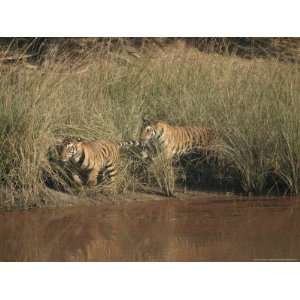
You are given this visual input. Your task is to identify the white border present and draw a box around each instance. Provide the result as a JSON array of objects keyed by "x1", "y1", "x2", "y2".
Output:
[
  {"x1": 0, "y1": 0, "x2": 299, "y2": 36},
  {"x1": 0, "y1": 263, "x2": 299, "y2": 300},
  {"x1": 1, "y1": 1, "x2": 300, "y2": 299}
]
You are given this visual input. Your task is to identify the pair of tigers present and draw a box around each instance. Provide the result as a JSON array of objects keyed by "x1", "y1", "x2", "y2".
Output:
[{"x1": 56, "y1": 117, "x2": 215, "y2": 189}]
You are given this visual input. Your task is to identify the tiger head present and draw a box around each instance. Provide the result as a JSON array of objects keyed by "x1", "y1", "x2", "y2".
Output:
[
  {"x1": 140, "y1": 117, "x2": 160, "y2": 144},
  {"x1": 60, "y1": 137, "x2": 82, "y2": 162},
  {"x1": 139, "y1": 117, "x2": 165, "y2": 159}
]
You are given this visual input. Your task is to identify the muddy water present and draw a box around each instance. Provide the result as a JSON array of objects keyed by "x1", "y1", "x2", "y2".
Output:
[{"x1": 1, "y1": 196, "x2": 300, "y2": 261}]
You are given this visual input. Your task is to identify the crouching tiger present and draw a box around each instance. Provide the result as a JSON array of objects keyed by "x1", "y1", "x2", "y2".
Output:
[
  {"x1": 139, "y1": 117, "x2": 216, "y2": 160},
  {"x1": 57, "y1": 137, "x2": 142, "y2": 188}
]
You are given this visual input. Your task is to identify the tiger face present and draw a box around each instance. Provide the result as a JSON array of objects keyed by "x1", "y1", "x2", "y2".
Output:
[
  {"x1": 140, "y1": 117, "x2": 157, "y2": 144},
  {"x1": 60, "y1": 138, "x2": 81, "y2": 162},
  {"x1": 139, "y1": 118, "x2": 163, "y2": 159},
  {"x1": 140, "y1": 125, "x2": 156, "y2": 142}
]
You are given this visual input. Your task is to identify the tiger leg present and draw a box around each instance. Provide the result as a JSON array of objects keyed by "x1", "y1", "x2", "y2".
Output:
[
  {"x1": 103, "y1": 161, "x2": 118, "y2": 193},
  {"x1": 73, "y1": 174, "x2": 83, "y2": 186},
  {"x1": 87, "y1": 168, "x2": 99, "y2": 187},
  {"x1": 71, "y1": 172, "x2": 85, "y2": 193}
]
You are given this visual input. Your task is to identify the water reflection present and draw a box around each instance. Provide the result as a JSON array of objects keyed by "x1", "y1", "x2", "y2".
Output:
[{"x1": 0, "y1": 197, "x2": 299, "y2": 261}]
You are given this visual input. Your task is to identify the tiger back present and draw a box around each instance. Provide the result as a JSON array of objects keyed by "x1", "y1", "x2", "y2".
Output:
[
  {"x1": 139, "y1": 118, "x2": 215, "y2": 160},
  {"x1": 59, "y1": 137, "x2": 120, "y2": 187},
  {"x1": 59, "y1": 137, "x2": 144, "y2": 187}
]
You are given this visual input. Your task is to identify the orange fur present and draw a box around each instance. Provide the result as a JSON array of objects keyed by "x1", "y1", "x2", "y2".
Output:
[
  {"x1": 140, "y1": 119, "x2": 215, "y2": 160},
  {"x1": 59, "y1": 137, "x2": 143, "y2": 187},
  {"x1": 60, "y1": 138, "x2": 120, "y2": 187}
]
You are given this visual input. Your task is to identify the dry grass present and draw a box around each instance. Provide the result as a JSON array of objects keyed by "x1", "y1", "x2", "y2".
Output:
[
  {"x1": 147, "y1": 153, "x2": 176, "y2": 197},
  {"x1": 0, "y1": 43, "x2": 300, "y2": 209}
]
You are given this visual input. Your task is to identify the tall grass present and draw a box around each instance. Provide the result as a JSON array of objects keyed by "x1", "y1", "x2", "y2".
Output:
[{"x1": 0, "y1": 44, "x2": 299, "y2": 209}]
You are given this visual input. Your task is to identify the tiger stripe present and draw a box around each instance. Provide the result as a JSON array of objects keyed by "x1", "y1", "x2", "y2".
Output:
[
  {"x1": 139, "y1": 118, "x2": 215, "y2": 160},
  {"x1": 58, "y1": 137, "x2": 143, "y2": 188}
]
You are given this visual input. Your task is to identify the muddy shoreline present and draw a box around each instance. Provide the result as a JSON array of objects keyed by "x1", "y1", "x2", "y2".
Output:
[{"x1": 0, "y1": 186, "x2": 288, "y2": 212}]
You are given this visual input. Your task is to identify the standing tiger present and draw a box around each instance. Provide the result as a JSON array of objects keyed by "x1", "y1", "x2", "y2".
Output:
[
  {"x1": 139, "y1": 117, "x2": 216, "y2": 160},
  {"x1": 58, "y1": 137, "x2": 142, "y2": 188}
]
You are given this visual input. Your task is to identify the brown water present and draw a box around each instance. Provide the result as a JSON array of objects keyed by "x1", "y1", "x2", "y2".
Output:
[{"x1": 1, "y1": 196, "x2": 300, "y2": 261}]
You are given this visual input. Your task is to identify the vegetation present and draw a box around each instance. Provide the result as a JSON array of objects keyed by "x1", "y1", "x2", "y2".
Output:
[{"x1": 0, "y1": 40, "x2": 300, "y2": 210}]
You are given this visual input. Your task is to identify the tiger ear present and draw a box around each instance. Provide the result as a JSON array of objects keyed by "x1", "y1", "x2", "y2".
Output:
[
  {"x1": 55, "y1": 137, "x2": 64, "y2": 144},
  {"x1": 142, "y1": 116, "x2": 150, "y2": 126},
  {"x1": 55, "y1": 136, "x2": 69, "y2": 146}
]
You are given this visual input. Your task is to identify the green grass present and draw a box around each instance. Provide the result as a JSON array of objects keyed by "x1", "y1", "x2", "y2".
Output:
[{"x1": 0, "y1": 44, "x2": 300, "y2": 209}]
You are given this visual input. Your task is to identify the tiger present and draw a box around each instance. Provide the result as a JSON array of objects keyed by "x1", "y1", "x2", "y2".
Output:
[
  {"x1": 139, "y1": 117, "x2": 216, "y2": 161},
  {"x1": 58, "y1": 136, "x2": 142, "y2": 188}
]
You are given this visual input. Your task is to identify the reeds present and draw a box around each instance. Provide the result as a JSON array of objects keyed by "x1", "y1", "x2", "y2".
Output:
[{"x1": 0, "y1": 43, "x2": 299, "y2": 209}]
